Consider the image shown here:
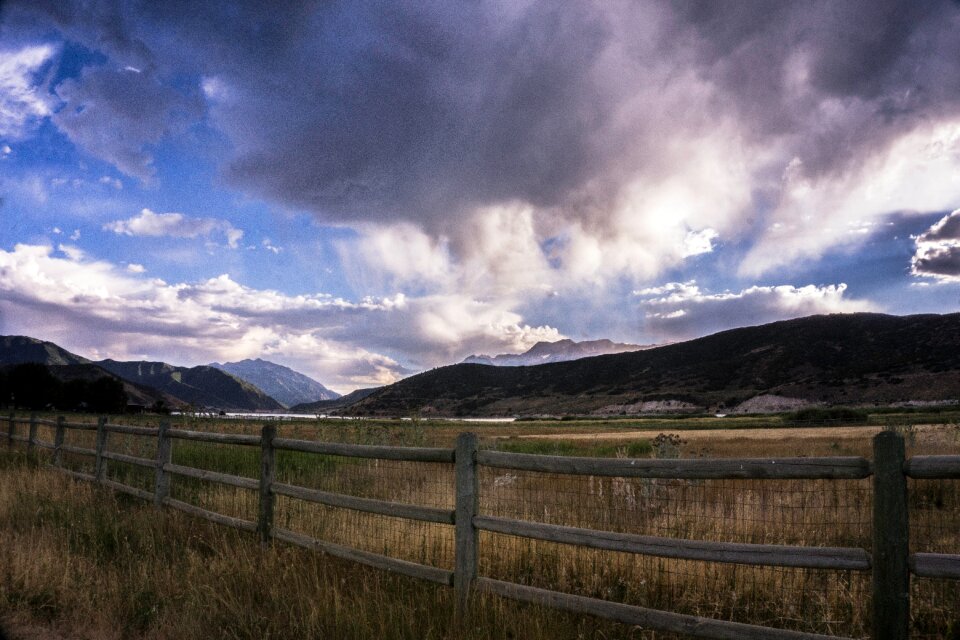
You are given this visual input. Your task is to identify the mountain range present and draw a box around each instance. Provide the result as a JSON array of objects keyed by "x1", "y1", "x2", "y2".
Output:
[
  {"x1": 209, "y1": 359, "x2": 340, "y2": 408},
  {"x1": 463, "y1": 338, "x2": 651, "y2": 366},
  {"x1": 345, "y1": 313, "x2": 960, "y2": 417},
  {"x1": 0, "y1": 336, "x2": 336, "y2": 412},
  {"x1": 96, "y1": 359, "x2": 284, "y2": 412},
  {"x1": 5, "y1": 312, "x2": 960, "y2": 417},
  {"x1": 289, "y1": 387, "x2": 379, "y2": 413}
]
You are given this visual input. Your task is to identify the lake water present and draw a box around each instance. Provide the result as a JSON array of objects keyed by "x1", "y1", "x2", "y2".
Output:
[{"x1": 169, "y1": 412, "x2": 516, "y2": 422}]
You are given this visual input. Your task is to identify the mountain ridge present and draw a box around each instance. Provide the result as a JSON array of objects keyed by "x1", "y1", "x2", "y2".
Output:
[
  {"x1": 346, "y1": 313, "x2": 960, "y2": 417},
  {"x1": 0, "y1": 335, "x2": 92, "y2": 367},
  {"x1": 463, "y1": 338, "x2": 651, "y2": 366},
  {"x1": 289, "y1": 387, "x2": 379, "y2": 413},
  {"x1": 208, "y1": 358, "x2": 340, "y2": 408},
  {"x1": 97, "y1": 359, "x2": 284, "y2": 412},
  {"x1": 0, "y1": 336, "x2": 318, "y2": 412}
]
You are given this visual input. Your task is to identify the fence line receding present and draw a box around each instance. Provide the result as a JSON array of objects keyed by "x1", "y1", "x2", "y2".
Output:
[{"x1": 4, "y1": 412, "x2": 960, "y2": 639}]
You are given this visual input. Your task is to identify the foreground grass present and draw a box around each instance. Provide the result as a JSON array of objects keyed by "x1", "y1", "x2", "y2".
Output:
[
  {"x1": 3, "y1": 416, "x2": 958, "y2": 638},
  {"x1": 0, "y1": 451, "x2": 670, "y2": 640}
]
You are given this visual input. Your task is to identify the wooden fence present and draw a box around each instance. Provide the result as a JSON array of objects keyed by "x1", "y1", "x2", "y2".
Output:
[{"x1": 5, "y1": 413, "x2": 960, "y2": 640}]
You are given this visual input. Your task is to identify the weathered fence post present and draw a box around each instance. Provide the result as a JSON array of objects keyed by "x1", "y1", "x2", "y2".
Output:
[
  {"x1": 154, "y1": 421, "x2": 172, "y2": 508},
  {"x1": 53, "y1": 415, "x2": 66, "y2": 467},
  {"x1": 7, "y1": 412, "x2": 14, "y2": 448},
  {"x1": 873, "y1": 431, "x2": 909, "y2": 640},
  {"x1": 27, "y1": 412, "x2": 38, "y2": 459},
  {"x1": 258, "y1": 424, "x2": 277, "y2": 547},
  {"x1": 95, "y1": 416, "x2": 108, "y2": 483},
  {"x1": 455, "y1": 432, "x2": 479, "y2": 618}
]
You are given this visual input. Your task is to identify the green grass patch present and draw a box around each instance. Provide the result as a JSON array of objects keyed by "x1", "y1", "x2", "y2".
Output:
[
  {"x1": 496, "y1": 438, "x2": 652, "y2": 458},
  {"x1": 784, "y1": 407, "x2": 870, "y2": 426}
]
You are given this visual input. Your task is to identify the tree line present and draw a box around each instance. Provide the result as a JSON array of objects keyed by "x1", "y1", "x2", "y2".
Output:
[{"x1": 0, "y1": 363, "x2": 128, "y2": 413}]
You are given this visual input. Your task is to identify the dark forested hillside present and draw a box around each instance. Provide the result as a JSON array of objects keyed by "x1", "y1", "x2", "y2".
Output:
[
  {"x1": 348, "y1": 313, "x2": 960, "y2": 416},
  {"x1": 97, "y1": 360, "x2": 284, "y2": 412}
]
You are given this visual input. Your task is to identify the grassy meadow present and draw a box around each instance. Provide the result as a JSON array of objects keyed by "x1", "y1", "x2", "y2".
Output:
[{"x1": 1, "y1": 411, "x2": 959, "y2": 639}]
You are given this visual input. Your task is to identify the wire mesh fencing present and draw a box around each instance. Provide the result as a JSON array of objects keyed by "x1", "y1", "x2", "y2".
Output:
[
  {"x1": 3, "y1": 415, "x2": 959, "y2": 639},
  {"x1": 274, "y1": 455, "x2": 456, "y2": 570},
  {"x1": 478, "y1": 467, "x2": 874, "y2": 638},
  {"x1": 909, "y1": 477, "x2": 960, "y2": 639}
]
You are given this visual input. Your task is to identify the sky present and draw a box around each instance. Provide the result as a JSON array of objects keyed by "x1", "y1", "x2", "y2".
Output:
[{"x1": 1, "y1": 1, "x2": 960, "y2": 393}]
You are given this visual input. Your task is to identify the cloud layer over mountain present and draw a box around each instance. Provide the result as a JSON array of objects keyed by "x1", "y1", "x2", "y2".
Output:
[{"x1": 2, "y1": 1, "x2": 960, "y2": 388}]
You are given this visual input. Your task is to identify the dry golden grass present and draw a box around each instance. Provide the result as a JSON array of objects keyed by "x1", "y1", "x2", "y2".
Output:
[
  {"x1": 2, "y1": 415, "x2": 959, "y2": 638},
  {"x1": 0, "y1": 451, "x2": 643, "y2": 640}
]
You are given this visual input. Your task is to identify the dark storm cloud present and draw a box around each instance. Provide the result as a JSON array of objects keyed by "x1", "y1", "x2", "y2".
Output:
[
  {"x1": 7, "y1": 0, "x2": 960, "y2": 227},
  {"x1": 917, "y1": 210, "x2": 960, "y2": 243},
  {"x1": 667, "y1": 0, "x2": 960, "y2": 177},
  {"x1": 912, "y1": 210, "x2": 960, "y2": 280},
  {"x1": 198, "y1": 1, "x2": 614, "y2": 224},
  {"x1": 912, "y1": 246, "x2": 960, "y2": 279}
]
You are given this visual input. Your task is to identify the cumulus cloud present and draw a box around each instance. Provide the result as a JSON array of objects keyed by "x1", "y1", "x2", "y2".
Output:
[
  {"x1": 104, "y1": 208, "x2": 244, "y2": 248},
  {"x1": 911, "y1": 209, "x2": 960, "y2": 282},
  {"x1": 0, "y1": 43, "x2": 55, "y2": 139},
  {"x1": 634, "y1": 280, "x2": 875, "y2": 341},
  {"x1": 0, "y1": 243, "x2": 561, "y2": 391},
  {"x1": 916, "y1": 209, "x2": 960, "y2": 244}
]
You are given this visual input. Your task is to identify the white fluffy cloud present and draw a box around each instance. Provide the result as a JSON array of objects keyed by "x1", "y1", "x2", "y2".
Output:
[
  {"x1": 634, "y1": 281, "x2": 875, "y2": 341},
  {"x1": 0, "y1": 243, "x2": 561, "y2": 391},
  {"x1": 911, "y1": 209, "x2": 960, "y2": 282},
  {"x1": 104, "y1": 209, "x2": 244, "y2": 248},
  {"x1": 0, "y1": 44, "x2": 55, "y2": 140}
]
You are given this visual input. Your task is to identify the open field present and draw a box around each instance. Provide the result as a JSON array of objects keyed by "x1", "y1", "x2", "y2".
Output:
[
  {"x1": 2, "y1": 413, "x2": 958, "y2": 639},
  {"x1": 504, "y1": 423, "x2": 960, "y2": 459}
]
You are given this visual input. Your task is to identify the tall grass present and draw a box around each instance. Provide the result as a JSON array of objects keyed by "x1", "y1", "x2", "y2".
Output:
[
  {"x1": 2, "y1": 415, "x2": 959, "y2": 638},
  {"x1": 0, "y1": 452, "x2": 640, "y2": 640}
]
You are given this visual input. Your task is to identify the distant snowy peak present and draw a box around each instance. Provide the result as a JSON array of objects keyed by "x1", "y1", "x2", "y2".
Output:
[
  {"x1": 208, "y1": 358, "x2": 340, "y2": 408},
  {"x1": 463, "y1": 338, "x2": 654, "y2": 366}
]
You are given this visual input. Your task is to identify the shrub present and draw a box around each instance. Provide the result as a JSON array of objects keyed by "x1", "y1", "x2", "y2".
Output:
[{"x1": 783, "y1": 407, "x2": 869, "y2": 426}]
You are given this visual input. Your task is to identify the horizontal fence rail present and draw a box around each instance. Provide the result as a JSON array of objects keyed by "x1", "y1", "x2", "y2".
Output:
[
  {"x1": 272, "y1": 527, "x2": 455, "y2": 586},
  {"x1": 909, "y1": 552, "x2": 960, "y2": 580},
  {"x1": 473, "y1": 515, "x2": 873, "y2": 571},
  {"x1": 3, "y1": 413, "x2": 958, "y2": 639},
  {"x1": 271, "y1": 481, "x2": 456, "y2": 524},
  {"x1": 474, "y1": 577, "x2": 854, "y2": 640},
  {"x1": 163, "y1": 463, "x2": 260, "y2": 491},
  {"x1": 273, "y1": 436, "x2": 455, "y2": 463},
  {"x1": 163, "y1": 496, "x2": 258, "y2": 532},
  {"x1": 103, "y1": 423, "x2": 159, "y2": 437},
  {"x1": 166, "y1": 428, "x2": 260, "y2": 446},
  {"x1": 903, "y1": 454, "x2": 960, "y2": 479},
  {"x1": 476, "y1": 450, "x2": 873, "y2": 479},
  {"x1": 100, "y1": 450, "x2": 155, "y2": 468}
]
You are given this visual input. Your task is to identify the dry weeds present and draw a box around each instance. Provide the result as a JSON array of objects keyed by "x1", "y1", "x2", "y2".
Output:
[{"x1": 1, "y1": 416, "x2": 958, "y2": 638}]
